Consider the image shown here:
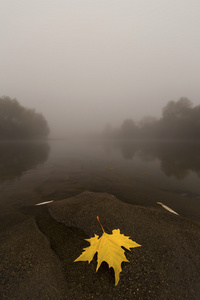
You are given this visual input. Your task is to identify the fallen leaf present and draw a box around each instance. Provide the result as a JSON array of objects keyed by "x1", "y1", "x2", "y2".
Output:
[
  {"x1": 157, "y1": 202, "x2": 179, "y2": 215},
  {"x1": 35, "y1": 200, "x2": 54, "y2": 206},
  {"x1": 74, "y1": 216, "x2": 141, "y2": 285}
]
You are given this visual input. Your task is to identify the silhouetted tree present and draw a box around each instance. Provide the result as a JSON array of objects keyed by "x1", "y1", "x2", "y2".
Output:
[
  {"x1": 162, "y1": 97, "x2": 192, "y2": 119},
  {"x1": 159, "y1": 97, "x2": 198, "y2": 139},
  {"x1": 0, "y1": 96, "x2": 50, "y2": 139},
  {"x1": 120, "y1": 119, "x2": 139, "y2": 139},
  {"x1": 138, "y1": 116, "x2": 158, "y2": 139},
  {"x1": 102, "y1": 97, "x2": 200, "y2": 140}
]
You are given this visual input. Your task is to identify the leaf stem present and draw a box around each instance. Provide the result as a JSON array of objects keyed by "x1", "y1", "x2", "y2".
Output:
[{"x1": 97, "y1": 216, "x2": 105, "y2": 232}]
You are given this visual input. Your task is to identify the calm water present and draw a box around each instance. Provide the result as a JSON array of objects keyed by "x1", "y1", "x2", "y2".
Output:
[{"x1": 0, "y1": 139, "x2": 200, "y2": 232}]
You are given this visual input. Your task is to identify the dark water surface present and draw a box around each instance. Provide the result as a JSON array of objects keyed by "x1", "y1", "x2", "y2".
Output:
[{"x1": 0, "y1": 139, "x2": 200, "y2": 232}]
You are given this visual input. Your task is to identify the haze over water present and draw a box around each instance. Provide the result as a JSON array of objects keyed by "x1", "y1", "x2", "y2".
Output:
[{"x1": 0, "y1": 139, "x2": 200, "y2": 234}]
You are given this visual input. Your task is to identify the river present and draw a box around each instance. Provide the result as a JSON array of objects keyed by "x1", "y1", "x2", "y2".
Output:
[{"x1": 0, "y1": 138, "x2": 200, "y2": 233}]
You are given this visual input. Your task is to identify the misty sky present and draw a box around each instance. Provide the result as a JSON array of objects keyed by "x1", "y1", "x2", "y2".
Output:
[{"x1": 1, "y1": 0, "x2": 200, "y2": 137}]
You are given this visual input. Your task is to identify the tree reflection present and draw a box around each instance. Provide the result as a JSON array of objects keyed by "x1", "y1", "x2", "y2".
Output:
[
  {"x1": 112, "y1": 140, "x2": 200, "y2": 179},
  {"x1": 0, "y1": 141, "x2": 50, "y2": 182},
  {"x1": 119, "y1": 140, "x2": 139, "y2": 159},
  {"x1": 157, "y1": 142, "x2": 200, "y2": 179}
]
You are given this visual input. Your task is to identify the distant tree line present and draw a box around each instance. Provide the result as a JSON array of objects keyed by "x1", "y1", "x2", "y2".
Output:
[
  {"x1": 102, "y1": 97, "x2": 200, "y2": 140},
  {"x1": 0, "y1": 96, "x2": 50, "y2": 139}
]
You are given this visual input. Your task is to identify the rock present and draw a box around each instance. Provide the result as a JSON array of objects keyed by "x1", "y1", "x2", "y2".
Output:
[
  {"x1": 1, "y1": 191, "x2": 200, "y2": 299},
  {"x1": 0, "y1": 218, "x2": 68, "y2": 299}
]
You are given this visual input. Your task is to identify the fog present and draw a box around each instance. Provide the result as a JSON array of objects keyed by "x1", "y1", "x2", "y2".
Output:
[{"x1": 1, "y1": 0, "x2": 200, "y2": 137}]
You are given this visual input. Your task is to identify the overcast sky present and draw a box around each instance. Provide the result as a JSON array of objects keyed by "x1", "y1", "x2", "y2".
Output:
[{"x1": 1, "y1": 0, "x2": 200, "y2": 137}]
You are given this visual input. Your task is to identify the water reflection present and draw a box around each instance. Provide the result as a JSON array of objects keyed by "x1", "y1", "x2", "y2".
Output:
[
  {"x1": 107, "y1": 140, "x2": 200, "y2": 179},
  {"x1": 0, "y1": 141, "x2": 50, "y2": 182}
]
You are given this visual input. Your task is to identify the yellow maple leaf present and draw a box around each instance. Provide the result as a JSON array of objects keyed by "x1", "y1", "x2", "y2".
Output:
[{"x1": 74, "y1": 216, "x2": 141, "y2": 285}]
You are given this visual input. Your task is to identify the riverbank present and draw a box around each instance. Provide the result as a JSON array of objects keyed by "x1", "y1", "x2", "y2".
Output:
[{"x1": 1, "y1": 192, "x2": 200, "y2": 299}]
